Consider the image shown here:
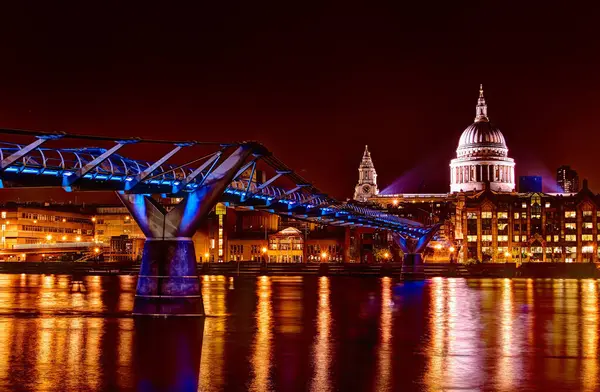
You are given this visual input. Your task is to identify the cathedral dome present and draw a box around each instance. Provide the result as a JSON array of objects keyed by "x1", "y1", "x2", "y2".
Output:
[
  {"x1": 456, "y1": 121, "x2": 508, "y2": 158},
  {"x1": 449, "y1": 85, "x2": 515, "y2": 193}
]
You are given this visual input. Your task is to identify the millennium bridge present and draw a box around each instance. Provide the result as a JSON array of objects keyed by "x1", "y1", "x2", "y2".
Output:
[{"x1": 0, "y1": 128, "x2": 439, "y2": 316}]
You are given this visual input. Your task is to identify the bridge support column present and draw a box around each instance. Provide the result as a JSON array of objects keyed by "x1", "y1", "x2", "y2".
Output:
[
  {"x1": 134, "y1": 238, "x2": 202, "y2": 316},
  {"x1": 401, "y1": 253, "x2": 425, "y2": 280},
  {"x1": 118, "y1": 144, "x2": 258, "y2": 316},
  {"x1": 393, "y1": 224, "x2": 440, "y2": 281}
]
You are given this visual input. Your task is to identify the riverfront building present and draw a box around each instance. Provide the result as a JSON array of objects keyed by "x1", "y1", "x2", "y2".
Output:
[{"x1": 358, "y1": 85, "x2": 600, "y2": 263}]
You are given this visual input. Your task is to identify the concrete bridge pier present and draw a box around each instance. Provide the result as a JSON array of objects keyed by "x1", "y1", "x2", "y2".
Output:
[
  {"x1": 400, "y1": 253, "x2": 425, "y2": 280},
  {"x1": 118, "y1": 145, "x2": 257, "y2": 316},
  {"x1": 393, "y1": 224, "x2": 440, "y2": 281}
]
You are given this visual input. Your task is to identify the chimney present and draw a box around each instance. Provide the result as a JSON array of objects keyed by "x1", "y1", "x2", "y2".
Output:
[{"x1": 583, "y1": 179, "x2": 589, "y2": 190}]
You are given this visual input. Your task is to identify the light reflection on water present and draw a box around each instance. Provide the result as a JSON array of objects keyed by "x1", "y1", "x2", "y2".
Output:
[{"x1": 0, "y1": 274, "x2": 597, "y2": 391}]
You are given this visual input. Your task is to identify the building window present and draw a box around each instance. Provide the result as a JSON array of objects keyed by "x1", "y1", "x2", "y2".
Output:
[
  {"x1": 514, "y1": 235, "x2": 520, "y2": 242},
  {"x1": 498, "y1": 235, "x2": 508, "y2": 242},
  {"x1": 546, "y1": 235, "x2": 551, "y2": 242},
  {"x1": 583, "y1": 210, "x2": 593, "y2": 217},
  {"x1": 565, "y1": 211, "x2": 576, "y2": 218},
  {"x1": 582, "y1": 246, "x2": 594, "y2": 253},
  {"x1": 467, "y1": 212, "x2": 477, "y2": 219},
  {"x1": 522, "y1": 202, "x2": 527, "y2": 208},
  {"x1": 0, "y1": 212, "x2": 5, "y2": 219},
  {"x1": 497, "y1": 212, "x2": 508, "y2": 219},
  {"x1": 514, "y1": 212, "x2": 520, "y2": 219},
  {"x1": 481, "y1": 212, "x2": 492, "y2": 219},
  {"x1": 545, "y1": 202, "x2": 551, "y2": 208},
  {"x1": 553, "y1": 247, "x2": 562, "y2": 253},
  {"x1": 583, "y1": 222, "x2": 593, "y2": 229},
  {"x1": 565, "y1": 235, "x2": 576, "y2": 242},
  {"x1": 582, "y1": 234, "x2": 593, "y2": 241},
  {"x1": 565, "y1": 223, "x2": 576, "y2": 230},
  {"x1": 481, "y1": 235, "x2": 492, "y2": 242},
  {"x1": 554, "y1": 235, "x2": 559, "y2": 242},
  {"x1": 522, "y1": 235, "x2": 527, "y2": 242},
  {"x1": 467, "y1": 235, "x2": 478, "y2": 242}
]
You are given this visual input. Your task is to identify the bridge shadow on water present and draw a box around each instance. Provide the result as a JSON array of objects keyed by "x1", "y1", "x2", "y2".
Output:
[{"x1": 132, "y1": 318, "x2": 205, "y2": 392}]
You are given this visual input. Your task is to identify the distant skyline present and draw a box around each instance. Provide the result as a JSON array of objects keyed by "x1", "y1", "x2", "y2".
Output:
[{"x1": 0, "y1": 3, "x2": 599, "y2": 200}]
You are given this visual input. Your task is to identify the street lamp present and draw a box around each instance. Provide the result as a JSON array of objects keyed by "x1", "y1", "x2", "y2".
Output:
[
  {"x1": 46, "y1": 234, "x2": 53, "y2": 241},
  {"x1": 449, "y1": 246, "x2": 455, "y2": 253},
  {"x1": 320, "y1": 252, "x2": 328, "y2": 261},
  {"x1": 75, "y1": 236, "x2": 81, "y2": 242}
]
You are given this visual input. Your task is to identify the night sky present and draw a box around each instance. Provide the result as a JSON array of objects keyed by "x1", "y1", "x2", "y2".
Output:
[{"x1": 1, "y1": 2, "x2": 599, "y2": 201}]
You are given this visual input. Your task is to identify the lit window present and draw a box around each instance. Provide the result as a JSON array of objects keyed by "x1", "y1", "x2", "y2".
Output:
[
  {"x1": 565, "y1": 223, "x2": 576, "y2": 230},
  {"x1": 522, "y1": 203, "x2": 527, "y2": 208},
  {"x1": 522, "y1": 235, "x2": 527, "y2": 242},
  {"x1": 531, "y1": 246, "x2": 543, "y2": 253},
  {"x1": 513, "y1": 235, "x2": 520, "y2": 242},
  {"x1": 467, "y1": 212, "x2": 477, "y2": 220},
  {"x1": 554, "y1": 235, "x2": 559, "y2": 242},
  {"x1": 583, "y1": 210, "x2": 593, "y2": 217},
  {"x1": 582, "y1": 246, "x2": 594, "y2": 253},
  {"x1": 0, "y1": 212, "x2": 5, "y2": 219},
  {"x1": 210, "y1": 239, "x2": 215, "y2": 249},
  {"x1": 584, "y1": 222, "x2": 593, "y2": 229},
  {"x1": 482, "y1": 212, "x2": 492, "y2": 219},
  {"x1": 514, "y1": 212, "x2": 520, "y2": 219},
  {"x1": 497, "y1": 246, "x2": 508, "y2": 253},
  {"x1": 565, "y1": 235, "x2": 576, "y2": 242},
  {"x1": 467, "y1": 235, "x2": 478, "y2": 242},
  {"x1": 481, "y1": 235, "x2": 492, "y2": 242},
  {"x1": 545, "y1": 202, "x2": 551, "y2": 208},
  {"x1": 565, "y1": 211, "x2": 576, "y2": 218},
  {"x1": 553, "y1": 247, "x2": 562, "y2": 253},
  {"x1": 546, "y1": 247, "x2": 553, "y2": 253},
  {"x1": 582, "y1": 234, "x2": 593, "y2": 241},
  {"x1": 497, "y1": 212, "x2": 508, "y2": 219},
  {"x1": 498, "y1": 235, "x2": 508, "y2": 242},
  {"x1": 546, "y1": 235, "x2": 551, "y2": 242}
]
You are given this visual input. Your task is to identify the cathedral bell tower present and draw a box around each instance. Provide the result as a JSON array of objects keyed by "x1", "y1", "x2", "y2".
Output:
[{"x1": 353, "y1": 145, "x2": 379, "y2": 202}]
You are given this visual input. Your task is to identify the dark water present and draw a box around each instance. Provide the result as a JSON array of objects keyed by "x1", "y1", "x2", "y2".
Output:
[{"x1": 0, "y1": 275, "x2": 598, "y2": 391}]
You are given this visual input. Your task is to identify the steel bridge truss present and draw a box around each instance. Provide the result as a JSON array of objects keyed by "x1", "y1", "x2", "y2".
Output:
[{"x1": 0, "y1": 128, "x2": 438, "y2": 241}]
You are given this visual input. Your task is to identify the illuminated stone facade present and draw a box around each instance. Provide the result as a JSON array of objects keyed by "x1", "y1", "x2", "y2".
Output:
[
  {"x1": 363, "y1": 85, "x2": 600, "y2": 263},
  {"x1": 450, "y1": 85, "x2": 515, "y2": 193},
  {"x1": 353, "y1": 145, "x2": 379, "y2": 202}
]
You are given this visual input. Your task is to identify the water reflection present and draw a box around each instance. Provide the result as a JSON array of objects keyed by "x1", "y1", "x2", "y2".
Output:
[
  {"x1": 582, "y1": 280, "x2": 598, "y2": 391},
  {"x1": 198, "y1": 275, "x2": 228, "y2": 392},
  {"x1": 0, "y1": 275, "x2": 598, "y2": 391},
  {"x1": 309, "y1": 276, "x2": 332, "y2": 392},
  {"x1": 249, "y1": 276, "x2": 273, "y2": 392},
  {"x1": 425, "y1": 278, "x2": 484, "y2": 390},
  {"x1": 374, "y1": 277, "x2": 393, "y2": 391}
]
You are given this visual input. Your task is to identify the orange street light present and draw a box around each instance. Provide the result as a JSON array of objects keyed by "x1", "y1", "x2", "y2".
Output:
[
  {"x1": 261, "y1": 247, "x2": 268, "y2": 254},
  {"x1": 75, "y1": 236, "x2": 81, "y2": 242},
  {"x1": 383, "y1": 252, "x2": 390, "y2": 259},
  {"x1": 46, "y1": 235, "x2": 52, "y2": 241},
  {"x1": 320, "y1": 252, "x2": 328, "y2": 260},
  {"x1": 94, "y1": 247, "x2": 100, "y2": 254},
  {"x1": 449, "y1": 246, "x2": 456, "y2": 253},
  {"x1": 61, "y1": 235, "x2": 67, "y2": 241},
  {"x1": 204, "y1": 252, "x2": 209, "y2": 259},
  {"x1": 434, "y1": 244, "x2": 443, "y2": 250}
]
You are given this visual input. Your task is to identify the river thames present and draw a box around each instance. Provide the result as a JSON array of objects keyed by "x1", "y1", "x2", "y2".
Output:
[{"x1": 0, "y1": 274, "x2": 597, "y2": 391}]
